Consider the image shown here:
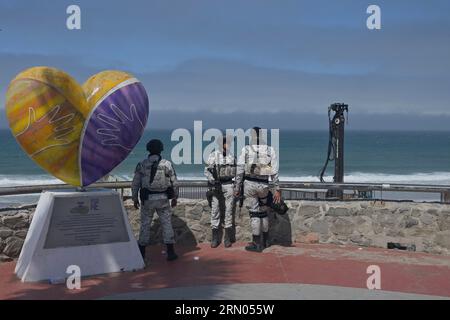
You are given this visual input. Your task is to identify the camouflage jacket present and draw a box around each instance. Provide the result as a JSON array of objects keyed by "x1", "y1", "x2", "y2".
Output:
[
  {"x1": 235, "y1": 144, "x2": 280, "y2": 190},
  {"x1": 204, "y1": 150, "x2": 237, "y2": 183},
  {"x1": 132, "y1": 155, "x2": 179, "y2": 201}
]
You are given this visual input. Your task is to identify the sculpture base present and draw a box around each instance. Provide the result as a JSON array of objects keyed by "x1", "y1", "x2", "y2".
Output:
[{"x1": 15, "y1": 189, "x2": 144, "y2": 282}]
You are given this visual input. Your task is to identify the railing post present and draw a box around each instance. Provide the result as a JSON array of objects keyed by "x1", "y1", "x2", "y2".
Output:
[{"x1": 441, "y1": 192, "x2": 450, "y2": 203}]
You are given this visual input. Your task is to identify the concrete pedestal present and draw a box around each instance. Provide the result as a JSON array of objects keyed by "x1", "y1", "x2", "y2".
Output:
[{"x1": 15, "y1": 189, "x2": 144, "y2": 282}]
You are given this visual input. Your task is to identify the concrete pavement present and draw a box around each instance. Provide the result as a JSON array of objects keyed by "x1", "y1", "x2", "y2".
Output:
[{"x1": 0, "y1": 243, "x2": 449, "y2": 300}]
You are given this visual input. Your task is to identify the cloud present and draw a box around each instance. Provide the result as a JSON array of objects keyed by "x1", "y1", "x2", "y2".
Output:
[
  {"x1": 1, "y1": 1, "x2": 450, "y2": 129},
  {"x1": 1, "y1": 53, "x2": 450, "y2": 131},
  {"x1": 134, "y1": 58, "x2": 450, "y2": 115}
]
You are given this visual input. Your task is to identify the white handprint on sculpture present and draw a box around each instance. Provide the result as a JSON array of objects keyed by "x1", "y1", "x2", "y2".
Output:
[
  {"x1": 15, "y1": 105, "x2": 76, "y2": 157},
  {"x1": 96, "y1": 104, "x2": 145, "y2": 150}
]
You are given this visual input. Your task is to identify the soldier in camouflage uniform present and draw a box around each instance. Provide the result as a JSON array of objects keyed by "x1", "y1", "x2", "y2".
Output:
[
  {"x1": 204, "y1": 136, "x2": 237, "y2": 248},
  {"x1": 235, "y1": 127, "x2": 281, "y2": 253},
  {"x1": 132, "y1": 139, "x2": 179, "y2": 261}
]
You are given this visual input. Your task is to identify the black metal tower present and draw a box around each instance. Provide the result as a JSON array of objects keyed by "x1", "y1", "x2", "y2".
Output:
[{"x1": 319, "y1": 103, "x2": 348, "y2": 199}]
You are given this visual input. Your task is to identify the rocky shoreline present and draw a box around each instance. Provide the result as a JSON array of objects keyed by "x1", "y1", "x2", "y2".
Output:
[{"x1": 1, "y1": 199, "x2": 450, "y2": 262}]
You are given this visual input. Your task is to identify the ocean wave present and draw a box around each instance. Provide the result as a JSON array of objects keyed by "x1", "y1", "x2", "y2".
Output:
[
  {"x1": 0, "y1": 175, "x2": 63, "y2": 187},
  {"x1": 280, "y1": 172, "x2": 450, "y2": 185},
  {"x1": 1, "y1": 172, "x2": 450, "y2": 187}
]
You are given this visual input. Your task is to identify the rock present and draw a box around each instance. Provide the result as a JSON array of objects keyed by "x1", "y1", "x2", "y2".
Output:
[
  {"x1": 13, "y1": 220, "x2": 29, "y2": 229},
  {"x1": 330, "y1": 218, "x2": 354, "y2": 235},
  {"x1": 0, "y1": 254, "x2": 13, "y2": 262},
  {"x1": 0, "y1": 227, "x2": 14, "y2": 239},
  {"x1": 305, "y1": 233, "x2": 319, "y2": 244},
  {"x1": 297, "y1": 205, "x2": 320, "y2": 218},
  {"x1": 375, "y1": 214, "x2": 397, "y2": 228},
  {"x1": 411, "y1": 209, "x2": 422, "y2": 217},
  {"x1": 13, "y1": 229, "x2": 28, "y2": 239},
  {"x1": 438, "y1": 216, "x2": 450, "y2": 231},
  {"x1": 350, "y1": 234, "x2": 372, "y2": 247},
  {"x1": 310, "y1": 220, "x2": 329, "y2": 235},
  {"x1": 336, "y1": 234, "x2": 349, "y2": 241},
  {"x1": 190, "y1": 223, "x2": 204, "y2": 233},
  {"x1": 427, "y1": 209, "x2": 439, "y2": 215},
  {"x1": 420, "y1": 213, "x2": 435, "y2": 226},
  {"x1": 355, "y1": 216, "x2": 374, "y2": 234},
  {"x1": 326, "y1": 207, "x2": 352, "y2": 217},
  {"x1": 434, "y1": 231, "x2": 450, "y2": 249},
  {"x1": 397, "y1": 207, "x2": 410, "y2": 214},
  {"x1": 360, "y1": 203, "x2": 369, "y2": 209},
  {"x1": 3, "y1": 237, "x2": 24, "y2": 258},
  {"x1": 386, "y1": 229, "x2": 405, "y2": 237},
  {"x1": 376, "y1": 209, "x2": 393, "y2": 216},
  {"x1": 172, "y1": 205, "x2": 186, "y2": 217},
  {"x1": 185, "y1": 205, "x2": 204, "y2": 220},
  {"x1": 296, "y1": 232, "x2": 319, "y2": 244},
  {"x1": 403, "y1": 217, "x2": 419, "y2": 229},
  {"x1": 1, "y1": 213, "x2": 27, "y2": 229},
  {"x1": 0, "y1": 239, "x2": 5, "y2": 252},
  {"x1": 372, "y1": 222, "x2": 384, "y2": 235},
  {"x1": 199, "y1": 212, "x2": 210, "y2": 226},
  {"x1": 328, "y1": 237, "x2": 345, "y2": 245}
]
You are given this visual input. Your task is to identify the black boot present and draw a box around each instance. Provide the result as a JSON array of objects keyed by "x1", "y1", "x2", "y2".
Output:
[
  {"x1": 138, "y1": 245, "x2": 146, "y2": 259},
  {"x1": 245, "y1": 235, "x2": 263, "y2": 253},
  {"x1": 263, "y1": 232, "x2": 270, "y2": 248},
  {"x1": 211, "y1": 228, "x2": 220, "y2": 248},
  {"x1": 224, "y1": 228, "x2": 232, "y2": 248},
  {"x1": 166, "y1": 244, "x2": 178, "y2": 261},
  {"x1": 230, "y1": 226, "x2": 236, "y2": 243}
]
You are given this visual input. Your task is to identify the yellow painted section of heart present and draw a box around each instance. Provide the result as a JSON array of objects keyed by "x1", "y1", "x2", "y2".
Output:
[{"x1": 5, "y1": 67, "x2": 135, "y2": 187}]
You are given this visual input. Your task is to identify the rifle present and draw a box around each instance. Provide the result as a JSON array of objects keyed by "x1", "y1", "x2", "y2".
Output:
[
  {"x1": 206, "y1": 165, "x2": 223, "y2": 208},
  {"x1": 234, "y1": 179, "x2": 245, "y2": 218},
  {"x1": 211, "y1": 165, "x2": 223, "y2": 195}
]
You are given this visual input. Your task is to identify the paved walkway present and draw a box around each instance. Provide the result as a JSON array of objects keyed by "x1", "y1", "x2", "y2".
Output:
[{"x1": 1, "y1": 243, "x2": 449, "y2": 300}]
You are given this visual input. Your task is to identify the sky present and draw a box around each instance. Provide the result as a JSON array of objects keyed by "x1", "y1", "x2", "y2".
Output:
[{"x1": 0, "y1": 0, "x2": 450, "y2": 130}]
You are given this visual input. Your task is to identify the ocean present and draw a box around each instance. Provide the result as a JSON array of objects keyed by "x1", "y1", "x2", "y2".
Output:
[{"x1": 1, "y1": 129, "x2": 450, "y2": 206}]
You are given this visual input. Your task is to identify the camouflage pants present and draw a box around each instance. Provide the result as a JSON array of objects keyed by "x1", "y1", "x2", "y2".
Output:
[
  {"x1": 244, "y1": 180, "x2": 270, "y2": 236},
  {"x1": 139, "y1": 198, "x2": 175, "y2": 245},
  {"x1": 211, "y1": 183, "x2": 235, "y2": 229}
]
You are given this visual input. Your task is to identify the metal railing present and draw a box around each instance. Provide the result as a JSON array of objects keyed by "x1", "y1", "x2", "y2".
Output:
[{"x1": 0, "y1": 180, "x2": 449, "y2": 203}]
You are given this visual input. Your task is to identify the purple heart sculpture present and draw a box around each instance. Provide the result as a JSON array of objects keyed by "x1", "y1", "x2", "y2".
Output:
[{"x1": 80, "y1": 73, "x2": 149, "y2": 186}]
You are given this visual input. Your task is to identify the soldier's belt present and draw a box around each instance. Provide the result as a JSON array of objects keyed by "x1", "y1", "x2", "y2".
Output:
[
  {"x1": 209, "y1": 178, "x2": 234, "y2": 185},
  {"x1": 148, "y1": 190, "x2": 168, "y2": 194},
  {"x1": 245, "y1": 176, "x2": 269, "y2": 183},
  {"x1": 249, "y1": 211, "x2": 268, "y2": 218},
  {"x1": 219, "y1": 178, "x2": 234, "y2": 184}
]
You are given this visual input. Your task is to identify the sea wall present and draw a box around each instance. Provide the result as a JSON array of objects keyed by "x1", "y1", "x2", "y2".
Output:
[{"x1": 1, "y1": 199, "x2": 450, "y2": 261}]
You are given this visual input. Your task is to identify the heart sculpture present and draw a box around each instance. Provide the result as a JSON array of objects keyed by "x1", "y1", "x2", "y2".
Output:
[{"x1": 5, "y1": 67, "x2": 149, "y2": 187}]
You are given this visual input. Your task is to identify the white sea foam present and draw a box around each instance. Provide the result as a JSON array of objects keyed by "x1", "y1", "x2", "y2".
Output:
[
  {"x1": 0, "y1": 175, "x2": 62, "y2": 187},
  {"x1": 180, "y1": 172, "x2": 450, "y2": 185},
  {"x1": 283, "y1": 172, "x2": 450, "y2": 185},
  {"x1": 1, "y1": 172, "x2": 450, "y2": 188}
]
